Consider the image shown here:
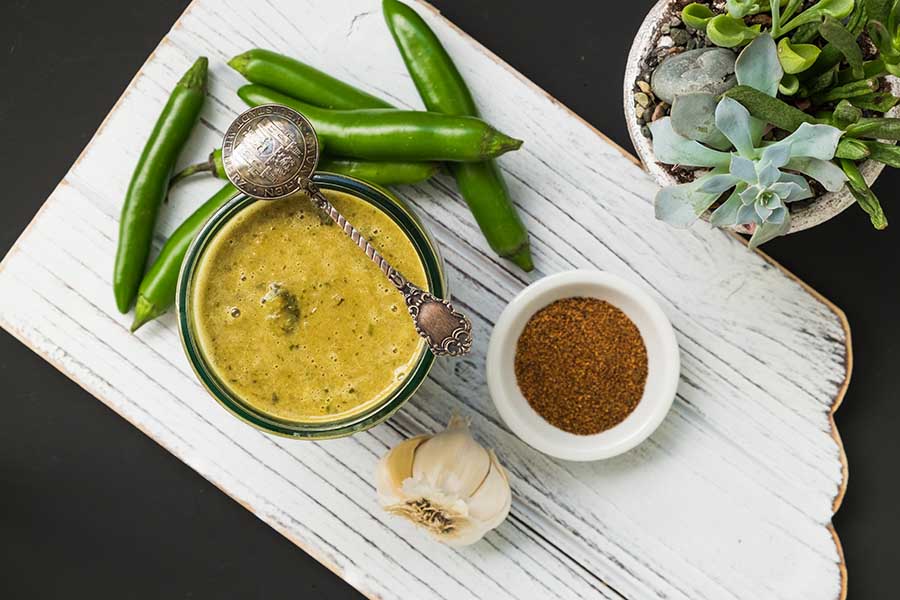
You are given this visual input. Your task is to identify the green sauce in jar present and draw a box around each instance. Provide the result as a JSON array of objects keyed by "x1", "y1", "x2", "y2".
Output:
[{"x1": 191, "y1": 189, "x2": 427, "y2": 422}]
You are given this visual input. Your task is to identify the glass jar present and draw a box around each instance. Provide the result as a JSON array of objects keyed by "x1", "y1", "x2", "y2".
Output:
[{"x1": 177, "y1": 173, "x2": 446, "y2": 439}]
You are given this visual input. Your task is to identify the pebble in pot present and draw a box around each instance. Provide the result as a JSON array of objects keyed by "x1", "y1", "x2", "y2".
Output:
[{"x1": 650, "y1": 47, "x2": 737, "y2": 104}]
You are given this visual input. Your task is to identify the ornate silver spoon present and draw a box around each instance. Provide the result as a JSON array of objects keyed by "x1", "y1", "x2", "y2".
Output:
[{"x1": 221, "y1": 104, "x2": 473, "y2": 357}]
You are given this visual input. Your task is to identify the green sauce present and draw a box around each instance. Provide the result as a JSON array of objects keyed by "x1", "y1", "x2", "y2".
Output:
[{"x1": 192, "y1": 190, "x2": 427, "y2": 422}]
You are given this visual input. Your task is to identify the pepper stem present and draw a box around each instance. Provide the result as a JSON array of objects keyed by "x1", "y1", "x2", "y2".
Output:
[{"x1": 169, "y1": 159, "x2": 216, "y2": 190}]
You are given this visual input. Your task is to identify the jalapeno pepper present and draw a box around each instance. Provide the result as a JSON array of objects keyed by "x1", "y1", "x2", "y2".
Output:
[
  {"x1": 171, "y1": 147, "x2": 439, "y2": 187},
  {"x1": 229, "y1": 48, "x2": 392, "y2": 110},
  {"x1": 382, "y1": 0, "x2": 533, "y2": 270},
  {"x1": 237, "y1": 84, "x2": 523, "y2": 162},
  {"x1": 113, "y1": 57, "x2": 208, "y2": 312},
  {"x1": 131, "y1": 183, "x2": 238, "y2": 331},
  {"x1": 317, "y1": 158, "x2": 440, "y2": 184}
]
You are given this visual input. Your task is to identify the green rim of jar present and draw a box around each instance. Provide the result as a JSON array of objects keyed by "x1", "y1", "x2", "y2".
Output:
[{"x1": 177, "y1": 173, "x2": 446, "y2": 440}]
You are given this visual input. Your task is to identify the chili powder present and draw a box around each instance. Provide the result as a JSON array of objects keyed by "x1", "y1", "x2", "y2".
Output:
[{"x1": 513, "y1": 297, "x2": 648, "y2": 435}]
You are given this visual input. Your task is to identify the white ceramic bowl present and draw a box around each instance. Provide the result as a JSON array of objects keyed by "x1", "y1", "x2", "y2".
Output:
[{"x1": 486, "y1": 270, "x2": 680, "y2": 461}]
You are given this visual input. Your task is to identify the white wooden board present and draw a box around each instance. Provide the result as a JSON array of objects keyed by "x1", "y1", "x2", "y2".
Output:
[{"x1": 0, "y1": 1, "x2": 850, "y2": 598}]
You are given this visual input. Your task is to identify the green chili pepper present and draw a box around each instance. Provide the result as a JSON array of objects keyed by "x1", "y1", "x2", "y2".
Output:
[
  {"x1": 316, "y1": 158, "x2": 440, "y2": 185},
  {"x1": 229, "y1": 49, "x2": 392, "y2": 110},
  {"x1": 113, "y1": 57, "x2": 207, "y2": 313},
  {"x1": 171, "y1": 147, "x2": 438, "y2": 187},
  {"x1": 131, "y1": 183, "x2": 238, "y2": 331},
  {"x1": 237, "y1": 84, "x2": 523, "y2": 162},
  {"x1": 382, "y1": 0, "x2": 533, "y2": 271}
]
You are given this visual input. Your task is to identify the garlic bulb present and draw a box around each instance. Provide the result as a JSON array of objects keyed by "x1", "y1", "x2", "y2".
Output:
[{"x1": 375, "y1": 416, "x2": 511, "y2": 546}]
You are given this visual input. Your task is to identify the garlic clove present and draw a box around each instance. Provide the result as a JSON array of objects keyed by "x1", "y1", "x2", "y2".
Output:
[
  {"x1": 376, "y1": 435, "x2": 428, "y2": 505},
  {"x1": 466, "y1": 450, "x2": 512, "y2": 530},
  {"x1": 412, "y1": 416, "x2": 491, "y2": 498}
]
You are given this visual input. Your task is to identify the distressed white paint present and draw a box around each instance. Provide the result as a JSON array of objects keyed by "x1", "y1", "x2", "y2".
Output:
[{"x1": 0, "y1": 1, "x2": 849, "y2": 599}]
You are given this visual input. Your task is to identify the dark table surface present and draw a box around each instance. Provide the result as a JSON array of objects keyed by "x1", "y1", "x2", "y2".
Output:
[{"x1": 3, "y1": 1, "x2": 898, "y2": 597}]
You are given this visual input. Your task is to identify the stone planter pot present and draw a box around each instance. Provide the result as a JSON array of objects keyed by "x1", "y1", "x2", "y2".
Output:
[{"x1": 623, "y1": 0, "x2": 900, "y2": 234}]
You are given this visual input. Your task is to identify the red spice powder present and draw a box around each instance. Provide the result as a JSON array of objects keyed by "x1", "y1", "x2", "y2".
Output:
[{"x1": 514, "y1": 297, "x2": 648, "y2": 435}]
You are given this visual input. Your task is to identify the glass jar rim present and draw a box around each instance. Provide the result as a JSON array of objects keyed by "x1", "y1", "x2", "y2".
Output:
[{"x1": 177, "y1": 173, "x2": 446, "y2": 440}]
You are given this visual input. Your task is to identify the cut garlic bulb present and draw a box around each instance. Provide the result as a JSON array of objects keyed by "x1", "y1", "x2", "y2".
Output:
[{"x1": 375, "y1": 416, "x2": 511, "y2": 546}]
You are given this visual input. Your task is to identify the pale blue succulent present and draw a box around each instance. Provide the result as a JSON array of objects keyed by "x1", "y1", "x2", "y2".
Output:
[
  {"x1": 652, "y1": 33, "x2": 847, "y2": 247},
  {"x1": 670, "y1": 32, "x2": 781, "y2": 147},
  {"x1": 652, "y1": 100, "x2": 846, "y2": 246}
]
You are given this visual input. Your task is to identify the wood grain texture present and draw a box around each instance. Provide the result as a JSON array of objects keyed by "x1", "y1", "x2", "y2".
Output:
[{"x1": 0, "y1": 1, "x2": 850, "y2": 598}]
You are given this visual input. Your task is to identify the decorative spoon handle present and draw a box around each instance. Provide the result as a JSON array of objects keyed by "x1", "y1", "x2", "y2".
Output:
[{"x1": 304, "y1": 180, "x2": 473, "y2": 357}]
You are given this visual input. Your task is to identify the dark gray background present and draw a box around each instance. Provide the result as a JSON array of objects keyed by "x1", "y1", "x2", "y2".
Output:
[{"x1": 2, "y1": 1, "x2": 896, "y2": 597}]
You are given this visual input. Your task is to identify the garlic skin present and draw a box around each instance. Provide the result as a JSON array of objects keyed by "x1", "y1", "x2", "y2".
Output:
[{"x1": 376, "y1": 417, "x2": 511, "y2": 546}]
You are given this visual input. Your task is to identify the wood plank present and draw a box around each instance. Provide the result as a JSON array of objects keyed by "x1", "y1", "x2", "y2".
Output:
[{"x1": 0, "y1": 1, "x2": 849, "y2": 598}]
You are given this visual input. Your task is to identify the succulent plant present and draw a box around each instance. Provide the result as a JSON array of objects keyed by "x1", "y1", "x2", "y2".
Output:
[
  {"x1": 671, "y1": 34, "x2": 782, "y2": 155},
  {"x1": 652, "y1": 98, "x2": 845, "y2": 246},
  {"x1": 663, "y1": 0, "x2": 900, "y2": 235},
  {"x1": 689, "y1": 0, "x2": 855, "y2": 48},
  {"x1": 652, "y1": 36, "x2": 846, "y2": 246}
]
